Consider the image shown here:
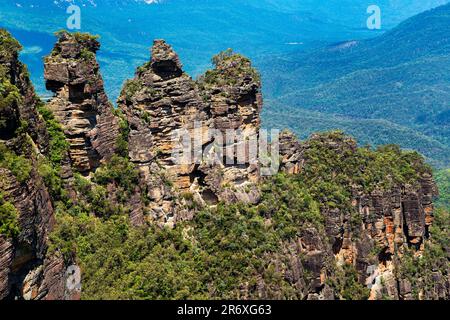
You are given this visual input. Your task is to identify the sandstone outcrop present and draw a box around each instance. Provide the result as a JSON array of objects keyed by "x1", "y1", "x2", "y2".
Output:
[
  {"x1": 44, "y1": 31, "x2": 119, "y2": 173},
  {"x1": 0, "y1": 30, "x2": 76, "y2": 300},
  {"x1": 118, "y1": 41, "x2": 263, "y2": 225},
  {"x1": 1, "y1": 30, "x2": 447, "y2": 300},
  {"x1": 277, "y1": 130, "x2": 447, "y2": 300}
]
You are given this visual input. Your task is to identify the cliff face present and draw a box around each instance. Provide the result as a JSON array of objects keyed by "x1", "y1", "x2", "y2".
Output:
[
  {"x1": 118, "y1": 41, "x2": 262, "y2": 225},
  {"x1": 1, "y1": 30, "x2": 448, "y2": 300},
  {"x1": 277, "y1": 131, "x2": 446, "y2": 300},
  {"x1": 44, "y1": 31, "x2": 119, "y2": 174},
  {"x1": 0, "y1": 30, "x2": 78, "y2": 300}
]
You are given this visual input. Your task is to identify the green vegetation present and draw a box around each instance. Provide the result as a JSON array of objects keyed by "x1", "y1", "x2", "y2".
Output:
[
  {"x1": 112, "y1": 108, "x2": 130, "y2": 157},
  {"x1": 79, "y1": 48, "x2": 95, "y2": 61},
  {"x1": 49, "y1": 31, "x2": 100, "y2": 60},
  {"x1": 49, "y1": 173, "x2": 321, "y2": 299},
  {"x1": 121, "y1": 79, "x2": 142, "y2": 102},
  {"x1": 0, "y1": 64, "x2": 22, "y2": 130},
  {"x1": 37, "y1": 102, "x2": 69, "y2": 166},
  {"x1": 0, "y1": 68, "x2": 21, "y2": 110},
  {"x1": 0, "y1": 193, "x2": 20, "y2": 239},
  {"x1": 259, "y1": 173, "x2": 323, "y2": 239},
  {"x1": 36, "y1": 103, "x2": 70, "y2": 199},
  {"x1": 200, "y1": 49, "x2": 261, "y2": 87},
  {"x1": 397, "y1": 208, "x2": 449, "y2": 298},
  {"x1": 54, "y1": 30, "x2": 100, "y2": 43},
  {"x1": 294, "y1": 131, "x2": 431, "y2": 213},
  {"x1": 263, "y1": 104, "x2": 450, "y2": 169},
  {"x1": 0, "y1": 143, "x2": 32, "y2": 183},
  {"x1": 328, "y1": 263, "x2": 370, "y2": 300},
  {"x1": 0, "y1": 28, "x2": 22, "y2": 60},
  {"x1": 435, "y1": 169, "x2": 450, "y2": 209},
  {"x1": 46, "y1": 131, "x2": 436, "y2": 300},
  {"x1": 137, "y1": 61, "x2": 152, "y2": 75},
  {"x1": 262, "y1": 4, "x2": 450, "y2": 168}
]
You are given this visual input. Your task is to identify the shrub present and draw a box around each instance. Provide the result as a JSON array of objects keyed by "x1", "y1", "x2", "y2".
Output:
[
  {"x1": 93, "y1": 155, "x2": 139, "y2": 194},
  {"x1": 0, "y1": 29, "x2": 22, "y2": 60},
  {"x1": 0, "y1": 193, "x2": 20, "y2": 239},
  {"x1": 112, "y1": 108, "x2": 130, "y2": 157},
  {"x1": 0, "y1": 143, "x2": 32, "y2": 183},
  {"x1": 37, "y1": 102, "x2": 69, "y2": 166},
  {"x1": 329, "y1": 263, "x2": 370, "y2": 300},
  {"x1": 435, "y1": 169, "x2": 450, "y2": 209},
  {"x1": 121, "y1": 79, "x2": 142, "y2": 102}
]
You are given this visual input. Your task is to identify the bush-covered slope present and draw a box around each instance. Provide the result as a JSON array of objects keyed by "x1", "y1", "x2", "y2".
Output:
[{"x1": 48, "y1": 131, "x2": 446, "y2": 300}]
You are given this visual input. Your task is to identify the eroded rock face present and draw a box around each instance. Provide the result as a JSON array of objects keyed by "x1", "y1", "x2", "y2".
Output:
[
  {"x1": 118, "y1": 41, "x2": 263, "y2": 224},
  {"x1": 0, "y1": 30, "x2": 74, "y2": 300},
  {"x1": 1, "y1": 31, "x2": 447, "y2": 301},
  {"x1": 0, "y1": 237, "x2": 13, "y2": 299},
  {"x1": 196, "y1": 49, "x2": 262, "y2": 204},
  {"x1": 119, "y1": 40, "x2": 209, "y2": 188},
  {"x1": 277, "y1": 130, "x2": 446, "y2": 300},
  {"x1": 44, "y1": 31, "x2": 119, "y2": 173}
]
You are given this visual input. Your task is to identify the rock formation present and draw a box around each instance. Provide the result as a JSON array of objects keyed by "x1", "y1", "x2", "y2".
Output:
[
  {"x1": 1, "y1": 30, "x2": 448, "y2": 300},
  {"x1": 118, "y1": 41, "x2": 262, "y2": 225},
  {"x1": 277, "y1": 130, "x2": 446, "y2": 300},
  {"x1": 44, "y1": 31, "x2": 119, "y2": 173},
  {"x1": 0, "y1": 29, "x2": 78, "y2": 300}
]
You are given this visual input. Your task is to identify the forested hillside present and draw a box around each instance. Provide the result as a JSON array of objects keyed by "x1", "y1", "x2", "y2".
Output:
[{"x1": 262, "y1": 4, "x2": 450, "y2": 168}]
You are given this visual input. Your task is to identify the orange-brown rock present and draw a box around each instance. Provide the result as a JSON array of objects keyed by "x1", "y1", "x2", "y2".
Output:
[{"x1": 44, "y1": 31, "x2": 119, "y2": 173}]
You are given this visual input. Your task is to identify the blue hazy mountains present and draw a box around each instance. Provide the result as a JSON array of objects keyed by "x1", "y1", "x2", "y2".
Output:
[
  {"x1": 262, "y1": 3, "x2": 450, "y2": 167},
  {"x1": 0, "y1": 0, "x2": 449, "y2": 166},
  {"x1": 0, "y1": 0, "x2": 447, "y2": 99}
]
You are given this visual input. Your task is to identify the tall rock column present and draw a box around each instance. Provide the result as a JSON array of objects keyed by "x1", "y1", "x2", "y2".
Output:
[
  {"x1": 119, "y1": 40, "x2": 210, "y2": 189},
  {"x1": 44, "y1": 31, "x2": 119, "y2": 173},
  {"x1": 119, "y1": 41, "x2": 264, "y2": 214},
  {"x1": 118, "y1": 40, "x2": 210, "y2": 225},
  {"x1": 196, "y1": 49, "x2": 263, "y2": 204}
]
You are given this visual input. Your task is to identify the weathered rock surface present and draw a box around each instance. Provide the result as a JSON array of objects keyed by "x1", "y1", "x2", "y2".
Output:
[
  {"x1": 277, "y1": 130, "x2": 447, "y2": 300},
  {"x1": 118, "y1": 41, "x2": 263, "y2": 225},
  {"x1": 44, "y1": 31, "x2": 119, "y2": 173},
  {"x1": 1, "y1": 30, "x2": 447, "y2": 301},
  {"x1": 0, "y1": 30, "x2": 74, "y2": 300}
]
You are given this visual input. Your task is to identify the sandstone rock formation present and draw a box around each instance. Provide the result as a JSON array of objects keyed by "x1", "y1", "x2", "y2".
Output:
[
  {"x1": 0, "y1": 30, "x2": 77, "y2": 300},
  {"x1": 118, "y1": 41, "x2": 263, "y2": 225},
  {"x1": 277, "y1": 130, "x2": 446, "y2": 300},
  {"x1": 44, "y1": 31, "x2": 119, "y2": 173},
  {"x1": 1, "y1": 30, "x2": 447, "y2": 301}
]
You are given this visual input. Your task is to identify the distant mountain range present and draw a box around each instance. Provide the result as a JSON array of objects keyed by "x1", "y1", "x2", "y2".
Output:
[{"x1": 262, "y1": 3, "x2": 450, "y2": 168}]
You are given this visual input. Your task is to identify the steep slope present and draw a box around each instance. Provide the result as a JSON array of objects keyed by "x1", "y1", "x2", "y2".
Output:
[
  {"x1": 262, "y1": 4, "x2": 450, "y2": 167},
  {"x1": 1, "y1": 30, "x2": 448, "y2": 301},
  {"x1": 0, "y1": 29, "x2": 78, "y2": 300}
]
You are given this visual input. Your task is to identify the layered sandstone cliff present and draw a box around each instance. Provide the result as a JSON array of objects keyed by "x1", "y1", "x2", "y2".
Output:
[
  {"x1": 0, "y1": 30, "x2": 78, "y2": 300},
  {"x1": 44, "y1": 31, "x2": 119, "y2": 174},
  {"x1": 276, "y1": 130, "x2": 447, "y2": 300},
  {"x1": 117, "y1": 41, "x2": 262, "y2": 225}
]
